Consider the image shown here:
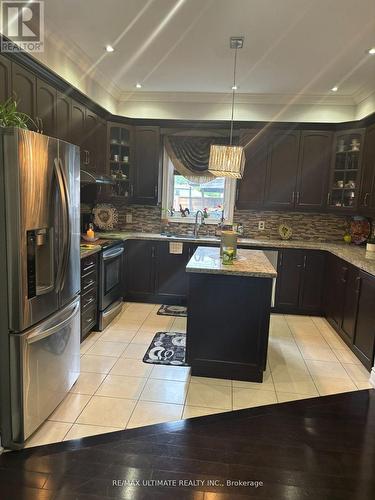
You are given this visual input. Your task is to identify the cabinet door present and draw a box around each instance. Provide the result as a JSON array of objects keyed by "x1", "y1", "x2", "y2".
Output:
[
  {"x1": 359, "y1": 124, "x2": 375, "y2": 214},
  {"x1": 299, "y1": 251, "x2": 326, "y2": 313},
  {"x1": 275, "y1": 249, "x2": 303, "y2": 311},
  {"x1": 155, "y1": 241, "x2": 191, "y2": 304},
  {"x1": 0, "y1": 54, "x2": 11, "y2": 103},
  {"x1": 236, "y1": 129, "x2": 268, "y2": 209},
  {"x1": 296, "y1": 131, "x2": 332, "y2": 210},
  {"x1": 125, "y1": 240, "x2": 156, "y2": 300},
  {"x1": 56, "y1": 92, "x2": 71, "y2": 143},
  {"x1": 84, "y1": 109, "x2": 99, "y2": 170},
  {"x1": 71, "y1": 101, "x2": 85, "y2": 161},
  {"x1": 264, "y1": 130, "x2": 300, "y2": 209},
  {"x1": 133, "y1": 126, "x2": 160, "y2": 205},
  {"x1": 324, "y1": 254, "x2": 347, "y2": 330},
  {"x1": 353, "y1": 271, "x2": 375, "y2": 369},
  {"x1": 11, "y1": 62, "x2": 37, "y2": 130},
  {"x1": 36, "y1": 79, "x2": 57, "y2": 137},
  {"x1": 341, "y1": 265, "x2": 361, "y2": 342},
  {"x1": 95, "y1": 118, "x2": 107, "y2": 174}
]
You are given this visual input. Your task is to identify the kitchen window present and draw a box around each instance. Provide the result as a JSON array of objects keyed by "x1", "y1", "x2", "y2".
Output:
[{"x1": 162, "y1": 146, "x2": 236, "y2": 224}]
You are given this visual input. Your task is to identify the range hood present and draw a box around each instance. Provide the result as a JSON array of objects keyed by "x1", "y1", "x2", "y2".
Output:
[{"x1": 80, "y1": 169, "x2": 115, "y2": 185}]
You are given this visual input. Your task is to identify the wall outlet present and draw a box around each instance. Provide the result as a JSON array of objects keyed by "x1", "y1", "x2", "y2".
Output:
[
  {"x1": 126, "y1": 214, "x2": 133, "y2": 224},
  {"x1": 258, "y1": 221, "x2": 265, "y2": 231}
]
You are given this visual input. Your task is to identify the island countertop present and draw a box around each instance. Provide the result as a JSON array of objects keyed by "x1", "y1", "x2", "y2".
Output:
[{"x1": 186, "y1": 246, "x2": 277, "y2": 278}]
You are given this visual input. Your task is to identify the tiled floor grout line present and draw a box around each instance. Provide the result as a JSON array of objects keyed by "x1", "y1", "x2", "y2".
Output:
[{"x1": 282, "y1": 315, "x2": 321, "y2": 397}]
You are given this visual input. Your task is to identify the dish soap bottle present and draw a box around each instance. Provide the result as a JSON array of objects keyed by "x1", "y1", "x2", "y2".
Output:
[{"x1": 86, "y1": 223, "x2": 95, "y2": 240}]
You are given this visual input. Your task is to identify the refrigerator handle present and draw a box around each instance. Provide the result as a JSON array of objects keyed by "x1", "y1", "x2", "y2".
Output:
[
  {"x1": 58, "y1": 158, "x2": 72, "y2": 291},
  {"x1": 53, "y1": 158, "x2": 69, "y2": 292},
  {"x1": 26, "y1": 301, "x2": 80, "y2": 344}
]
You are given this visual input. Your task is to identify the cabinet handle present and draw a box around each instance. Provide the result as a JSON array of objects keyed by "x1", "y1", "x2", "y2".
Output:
[
  {"x1": 279, "y1": 252, "x2": 283, "y2": 268},
  {"x1": 154, "y1": 185, "x2": 158, "y2": 198},
  {"x1": 39, "y1": 118, "x2": 44, "y2": 134},
  {"x1": 355, "y1": 276, "x2": 361, "y2": 293},
  {"x1": 327, "y1": 192, "x2": 331, "y2": 205},
  {"x1": 296, "y1": 191, "x2": 300, "y2": 204},
  {"x1": 364, "y1": 193, "x2": 370, "y2": 207},
  {"x1": 291, "y1": 191, "x2": 295, "y2": 204},
  {"x1": 130, "y1": 184, "x2": 134, "y2": 197},
  {"x1": 151, "y1": 246, "x2": 155, "y2": 258},
  {"x1": 235, "y1": 183, "x2": 240, "y2": 202},
  {"x1": 303, "y1": 254, "x2": 307, "y2": 270},
  {"x1": 341, "y1": 266, "x2": 348, "y2": 284}
]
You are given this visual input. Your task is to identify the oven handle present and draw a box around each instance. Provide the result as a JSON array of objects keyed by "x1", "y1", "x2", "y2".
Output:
[{"x1": 103, "y1": 247, "x2": 124, "y2": 261}]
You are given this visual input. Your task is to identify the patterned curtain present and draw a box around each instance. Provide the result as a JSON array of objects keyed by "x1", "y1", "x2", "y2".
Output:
[{"x1": 164, "y1": 135, "x2": 229, "y2": 182}]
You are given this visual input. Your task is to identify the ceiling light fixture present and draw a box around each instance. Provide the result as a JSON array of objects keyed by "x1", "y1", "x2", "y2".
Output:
[
  {"x1": 208, "y1": 36, "x2": 245, "y2": 179},
  {"x1": 331, "y1": 86, "x2": 338, "y2": 92},
  {"x1": 135, "y1": 83, "x2": 142, "y2": 89},
  {"x1": 105, "y1": 45, "x2": 114, "y2": 53},
  {"x1": 368, "y1": 47, "x2": 375, "y2": 55}
]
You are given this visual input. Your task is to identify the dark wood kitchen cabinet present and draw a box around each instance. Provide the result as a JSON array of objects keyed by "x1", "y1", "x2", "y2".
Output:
[
  {"x1": 80, "y1": 253, "x2": 98, "y2": 341},
  {"x1": 155, "y1": 241, "x2": 193, "y2": 305},
  {"x1": 83, "y1": 108, "x2": 101, "y2": 170},
  {"x1": 325, "y1": 253, "x2": 348, "y2": 330},
  {"x1": 70, "y1": 100, "x2": 86, "y2": 161},
  {"x1": 36, "y1": 79, "x2": 57, "y2": 137},
  {"x1": 275, "y1": 249, "x2": 325, "y2": 314},
  {"x1": 236, "y1": 129, "x2": 268, "y2": 209},
  {"x1": 11, "y1": 62, "x2": 37, "y2": 130},
  {"x1": 359, "y1": 124, "x2": 375, "y2": 215},
  {"x1": 0, "y1": 55, "x2": 11, "y2": 103},
  {"x1": 327, "y1": 129, "x2": 365, "y2": 211},
  {"x1": 133, "y1": 126, "x2": 160, "y2": 205},
  {"x1": 295, "y1": 131, "x2": 332, "y2": 210},
  {"x1": 353, "y1": 271, "x2": 375, "y2": 369},
  {"x1": 125, "y1": 240, "x2": 157, "y2": 301},
  {"x1": 341, "y1": 265, "x2": 361, "y2": 342},
  {"x1": 264, "y1": 130, "x2": 301, "y2": 209},
  {"x1": 56, "y1": 92, "x2": 72, "y2": 143}
]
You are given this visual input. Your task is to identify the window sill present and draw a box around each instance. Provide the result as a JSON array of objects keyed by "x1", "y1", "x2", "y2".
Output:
[{"x1": 167, "y1": 217, "x2": 221, "y2": 225}]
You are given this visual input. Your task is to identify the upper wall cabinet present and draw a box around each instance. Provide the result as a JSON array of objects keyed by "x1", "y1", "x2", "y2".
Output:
[
  {"x1": 295, "y1": 131, "x2": 333, "y2": 210},
  {"x1": 36, "y1": 79, "x2": 57, "y2": 137},
  {"x1": 327, "y1": 129, "x2": 365, "y2": 211},
  {"x1": 359, "y1": 124, "x2": 375, "y2": 215},
  {"x1": 11, "y1": 62, "x2": 38, "y2": 131},
  {"x1": 264, "y1": 130, "x2": 301, "y2": 209},
  {"x1": 0, "y1": 55, "x2": 11, "y2": 103},
  {"x1": 133, "y1": 126, "x2": 160, "y2": 205},
  {"x1": 236, "y1": 129, "x2": 268, "y2": 209},
  {"x1": 56, "y1": 92, "x2": 72, "y2": 143}
]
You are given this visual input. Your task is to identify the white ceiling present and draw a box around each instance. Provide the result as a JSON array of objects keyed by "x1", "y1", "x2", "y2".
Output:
[{"x1": 45, "y1": 0, "x2": 375, "y2": 101}]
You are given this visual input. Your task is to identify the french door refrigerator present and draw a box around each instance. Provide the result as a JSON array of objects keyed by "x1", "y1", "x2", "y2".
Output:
[{"x1": 0, "y1": 128, "x2": 80, "y2": 449}]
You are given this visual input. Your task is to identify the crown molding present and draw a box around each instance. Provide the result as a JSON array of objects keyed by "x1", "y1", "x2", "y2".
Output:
[
  {"x1": 118, "y1": 90, "x2": 356, "y2": 106},
  {"x1": 353, "y1": 85, "x2": 375, "y2": 105},
  {"x1": 43, "y1": 26, "x2": 123, "y2": 101}
]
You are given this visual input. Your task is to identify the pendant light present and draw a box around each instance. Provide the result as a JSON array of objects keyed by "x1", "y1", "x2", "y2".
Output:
[{"x1": 208, "y1": 36, "x2": 245, "y2": 179}]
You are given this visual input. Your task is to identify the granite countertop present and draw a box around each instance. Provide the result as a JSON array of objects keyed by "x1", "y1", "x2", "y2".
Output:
[
  {"x1": 97, "y1": 231, "x2": 375, "y2": 277},
  {"x1": 80, "y1": 244, "x2": 101, "y2": 259},
  {"x1": 186, "y1": 247, "x2": 278, "y2": 278}
]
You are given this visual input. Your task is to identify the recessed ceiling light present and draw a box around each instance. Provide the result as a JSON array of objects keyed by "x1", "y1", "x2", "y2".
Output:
[
  {"x1": 231, "y1": 85, "x2": 238, "y2": 90},
  {"x1": 368, "y1": 47, "x2": 375, "y2": 55},
  {"x1": 331, "y1": 86, "x2": 338, "y2": 92},
  {"x1": 105, "y1": 45, "x2": 114, "y2": 53},
  {"x1": 135, "y1": 83, "x2": 142, "y2": 88}
]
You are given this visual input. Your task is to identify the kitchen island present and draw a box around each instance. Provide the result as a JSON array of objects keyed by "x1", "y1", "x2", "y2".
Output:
[{"x1": 186, "y1": 246, "x2": 277, "y2": 382}]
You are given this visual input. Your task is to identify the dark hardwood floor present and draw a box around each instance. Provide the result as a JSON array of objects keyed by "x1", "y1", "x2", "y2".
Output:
[{"x1": 0, "y1": 389, "x2": 374, "y2": 499}]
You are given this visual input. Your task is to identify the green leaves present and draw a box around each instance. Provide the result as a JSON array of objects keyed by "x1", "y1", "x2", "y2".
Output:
[{"x1": 0, "y1": 98, "x2": 35, "y2": 129}]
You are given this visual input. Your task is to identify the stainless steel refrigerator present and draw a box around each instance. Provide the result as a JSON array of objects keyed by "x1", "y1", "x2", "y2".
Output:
[{"x1": 0, "y1": 128, "x2": 80, "y2": 448}]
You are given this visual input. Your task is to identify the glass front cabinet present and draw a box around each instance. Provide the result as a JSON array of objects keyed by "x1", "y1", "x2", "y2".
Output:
[
  {"x1": 327, "y1": 129, "x2": 365, "y2": 211},
  {"x1": 107, "y1": 122, "x2": 134, "y2": 200}
]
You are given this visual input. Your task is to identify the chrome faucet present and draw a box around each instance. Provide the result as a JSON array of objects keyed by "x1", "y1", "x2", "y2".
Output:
[{"x1": 194, "y1": 210, "x2": 205, "y2": 238}]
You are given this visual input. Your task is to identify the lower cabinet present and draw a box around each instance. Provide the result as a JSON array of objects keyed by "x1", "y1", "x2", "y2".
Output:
[
  {"x1": 274, "y1": 249, "x2": 326, "y2": 314},
  {"x1": 124, "y1": 240, "x2": 196, "y2": 304},
  {"x1": 80, "y1": 253, "x2": 98, "y2": 341},
  {"x1": 325, "y1": 254, "x2": 375, "y2": 370}
]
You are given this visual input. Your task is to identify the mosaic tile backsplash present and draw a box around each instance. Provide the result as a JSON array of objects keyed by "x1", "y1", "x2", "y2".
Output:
[{"x1": 108, "y1": 201, "x2": 350, "y2": 242}]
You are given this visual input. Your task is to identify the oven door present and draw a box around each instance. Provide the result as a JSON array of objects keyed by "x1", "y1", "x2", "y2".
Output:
[{"x1": 99, "y1": 244, "x2": 124, "y2": 311}]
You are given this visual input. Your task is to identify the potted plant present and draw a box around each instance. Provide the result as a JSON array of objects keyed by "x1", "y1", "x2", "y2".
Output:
[{"x1": 0, "y1": 98, "x2": 35, "y2": 129}]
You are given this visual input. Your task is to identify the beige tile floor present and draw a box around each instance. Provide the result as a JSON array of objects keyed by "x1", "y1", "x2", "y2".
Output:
[{"x1": 25, "y1": 303, "x2": 373, "y2": 447}]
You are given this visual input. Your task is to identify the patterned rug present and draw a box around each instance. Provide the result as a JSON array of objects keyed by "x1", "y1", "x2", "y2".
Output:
[
  {"x1": 157, "y1": 305, "x2": 187, "y2": 317},
  {"x1": 143, "y1": 331, "x2": 188, "y2": 366}
]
